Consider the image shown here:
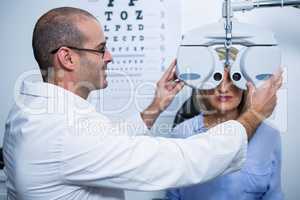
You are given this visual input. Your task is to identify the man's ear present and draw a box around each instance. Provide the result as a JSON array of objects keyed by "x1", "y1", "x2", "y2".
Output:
[{"x1": 56, "y1": 47, "x2": 78, "y2": 71}]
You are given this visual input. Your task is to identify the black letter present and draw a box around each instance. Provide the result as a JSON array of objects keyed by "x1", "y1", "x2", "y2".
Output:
[
  {"x1": 136, "y1": 10, "x2": 143, "y2": 20},
  {"x1": 115, "y1": 25, "x2": 121, "y2": 31},
  {"x1": 131, "y1": 36, "x2": 136, "y2": 41},
  {"x1": 105, "y1": 11, "x2": 113, "y2": 21},
  {"x1": 104, "y1": 25, "x2": 110, "y2": 32},
  {"x1": 120, "y1": 11, "x2": 128, "y2": 20},
  {"x1": 127, "y1": 24, "x2": 133, "y2": 31},
  {"x1": 108, "y1": 0, "x2": 114, "y2": 7},
  {"x1": 129, "y1": 0, "x2": 138, "y2": 6},
  {"x1": 138, "y1": 24, "x2": 144, "y2": 31}
]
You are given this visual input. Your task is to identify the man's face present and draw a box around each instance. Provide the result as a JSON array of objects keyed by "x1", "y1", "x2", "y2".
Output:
[{"x1": 76, "y1": 18, "x2": 112, "y2": 90}]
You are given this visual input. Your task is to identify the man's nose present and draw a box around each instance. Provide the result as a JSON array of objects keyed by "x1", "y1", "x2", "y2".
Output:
[{"x1": 103, "y1": 50, "x2": 113, "y2": 64}]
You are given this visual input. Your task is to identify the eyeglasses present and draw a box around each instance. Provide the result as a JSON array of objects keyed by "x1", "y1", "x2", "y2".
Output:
[{"x1": 50, "y1": 45, "x2": 106, "y2": 56}]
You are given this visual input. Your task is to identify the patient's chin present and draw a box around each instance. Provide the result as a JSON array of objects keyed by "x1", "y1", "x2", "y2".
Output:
[{"x1": 215, "y1": 104, "x2": 237, "y2": 114}]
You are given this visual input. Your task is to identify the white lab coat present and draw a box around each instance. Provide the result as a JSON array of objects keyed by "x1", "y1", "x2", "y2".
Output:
[{"x1": 3, "y1": 81, "x2": 247, "y2": 200}]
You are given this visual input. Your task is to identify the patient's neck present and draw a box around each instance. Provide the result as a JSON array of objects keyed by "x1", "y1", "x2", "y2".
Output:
[{"x1": 203, "y1": 109, "x2": 239, "y2": 129}]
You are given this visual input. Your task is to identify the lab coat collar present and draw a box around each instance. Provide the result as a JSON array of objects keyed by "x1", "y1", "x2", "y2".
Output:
[{"x1": 20, "y1": 80, "x2": 95, "y2": 111}]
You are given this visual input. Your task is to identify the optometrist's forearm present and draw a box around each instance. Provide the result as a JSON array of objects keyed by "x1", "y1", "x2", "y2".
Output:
[
  {"x1": 239, "y1": 69, "x2": 283, "y2": 139},
  {"x1": 140, "y1": 60, "x2": 184, "y2": 129},
  {"x1": 237, "y1": 110, "x2": 262, "y2": 140},
  {"x1": 140, "y1": 99, "x2": 162, "y2": 129}
]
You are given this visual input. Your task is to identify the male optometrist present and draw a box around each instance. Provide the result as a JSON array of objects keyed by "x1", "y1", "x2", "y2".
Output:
[{"x1": 3, "y1": 7, "x2": 282, "y2": 200}]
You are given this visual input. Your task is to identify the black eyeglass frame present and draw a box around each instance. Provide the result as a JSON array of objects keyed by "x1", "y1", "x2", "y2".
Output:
[{"x1": 50, "y1": 45, "x2": 106, "y2": 55}]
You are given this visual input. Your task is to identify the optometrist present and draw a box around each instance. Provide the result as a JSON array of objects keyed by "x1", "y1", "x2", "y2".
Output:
[{"x1": 3, "y1": 7, "x2": 283, "y2": 200}]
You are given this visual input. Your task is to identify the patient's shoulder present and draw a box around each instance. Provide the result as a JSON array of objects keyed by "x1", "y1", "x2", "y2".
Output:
[
  {"x1": 171, "y1": 115, "x2": 205, "y2": 138},
  {"x1": 246, "y1": 122, "x2": 281, "y2": 161},
  {"x1": 255, "y1": 122, "x2": 281, "y2": 143}
]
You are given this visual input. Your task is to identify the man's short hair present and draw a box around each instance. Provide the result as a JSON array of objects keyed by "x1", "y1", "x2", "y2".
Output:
[{"x1": 32, "y1": 7, "x2": 97, "y2": 80}]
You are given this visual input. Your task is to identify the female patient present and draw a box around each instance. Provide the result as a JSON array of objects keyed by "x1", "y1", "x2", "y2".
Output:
[{"x1": 166, "y1": 47, "x2": 283, "y2": 200}]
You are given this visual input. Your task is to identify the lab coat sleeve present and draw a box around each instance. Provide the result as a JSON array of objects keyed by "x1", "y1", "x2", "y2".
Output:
[
  {"x1": 61, "y1": 113, "x2": 247, "y2": 191},
  {"x1": 121, "y1": 112, "x2": 151, "y2": 136}
]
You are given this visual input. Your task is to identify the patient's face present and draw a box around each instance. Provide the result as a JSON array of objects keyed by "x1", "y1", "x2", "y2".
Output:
[{"x1": 199, "y1": 68, "x2": 243, "y2": 114}]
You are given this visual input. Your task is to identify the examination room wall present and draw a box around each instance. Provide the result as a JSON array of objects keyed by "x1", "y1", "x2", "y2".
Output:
[{"x1": 0, "y1": 0, "x2": 300, "y2": 200}]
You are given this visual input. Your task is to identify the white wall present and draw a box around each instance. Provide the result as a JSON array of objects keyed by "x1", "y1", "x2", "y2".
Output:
[{"x1": 1, "y1": 1, "x2": 300, "y2": 199}]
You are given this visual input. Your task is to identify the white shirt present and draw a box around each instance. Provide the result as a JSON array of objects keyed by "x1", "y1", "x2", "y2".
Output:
[{"x1": 3, "y1": 81, "x2": 248, "y2": 200}]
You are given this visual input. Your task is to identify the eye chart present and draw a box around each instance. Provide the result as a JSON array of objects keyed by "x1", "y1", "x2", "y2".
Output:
[{"x1": 87, "y1": 0, "x2": 182, "y2": 120}]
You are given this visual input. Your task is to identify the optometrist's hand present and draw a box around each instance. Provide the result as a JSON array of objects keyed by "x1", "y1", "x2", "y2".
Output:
[
  {"x1": 141, "y1": 60, "x2": 185, "y2": 129},
  {"x1": 238, "y1": 68, "x2": 283, "y2": 139}
]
